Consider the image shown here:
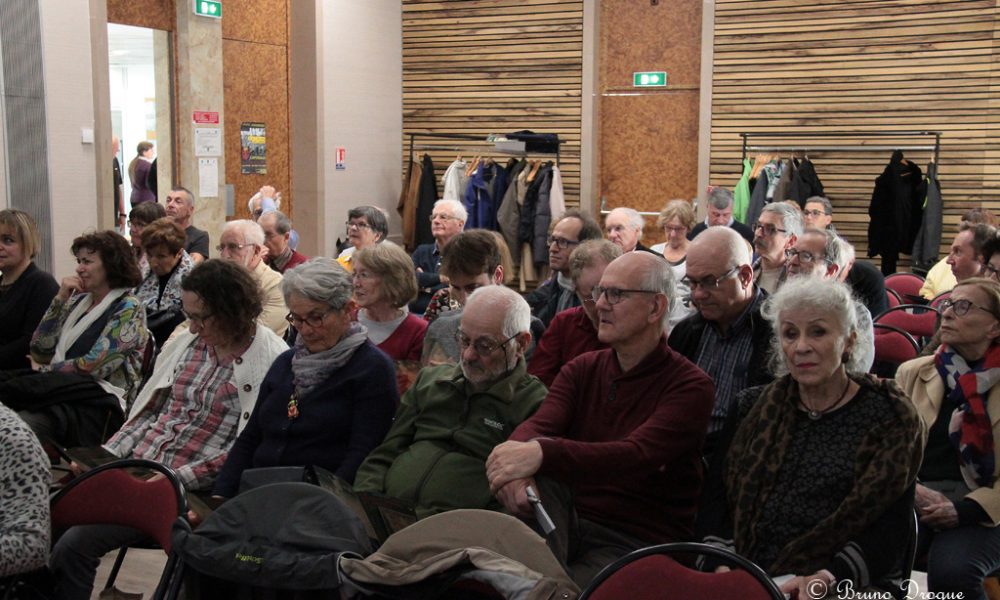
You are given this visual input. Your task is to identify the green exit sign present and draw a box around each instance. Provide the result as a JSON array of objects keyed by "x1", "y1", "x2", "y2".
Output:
[
  {"x1": 633, "y1": 71, "x2": 667, "y2": 87},
  {"x1": 193, "y1": 0, "x2": 222, "y2": 18}
]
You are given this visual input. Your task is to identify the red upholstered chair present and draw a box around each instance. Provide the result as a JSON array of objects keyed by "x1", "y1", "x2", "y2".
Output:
[
  {"x1": 872, "y1": 323, "x2": 921, "y2": 377},
  {"x1": 875, "y1": 304, "x2": 940, "y2": 341},
  {"x1": 50, "y1": 459, "x2": 188, "y2": 600},
  {"x1": 886, "y1": 288, "x2": 902, "y2": 309},
  {"x1": 579, "y1": 543, "x2": 783, "y2": 600},
  {"x1": 884, "y1": 273, "x2": 926, "y2": 304}
]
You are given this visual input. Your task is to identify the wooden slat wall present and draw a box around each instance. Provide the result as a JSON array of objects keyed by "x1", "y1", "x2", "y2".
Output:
[
  {"x1": 401, "y1": 0, "x2": 583, "y2": 206},
  {"x1": 709, "y1": 0, "x2": 1000, "y2": 271}
]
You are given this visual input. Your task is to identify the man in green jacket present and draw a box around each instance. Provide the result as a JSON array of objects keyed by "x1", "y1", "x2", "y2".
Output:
[{"x1": 354, "y1": 285, "x2": 546, "y2": 518}]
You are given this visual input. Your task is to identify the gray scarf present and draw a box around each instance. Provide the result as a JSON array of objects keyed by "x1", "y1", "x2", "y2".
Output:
[{"x1": 291, "y1": 322, "x2": 368, "y2": 397}]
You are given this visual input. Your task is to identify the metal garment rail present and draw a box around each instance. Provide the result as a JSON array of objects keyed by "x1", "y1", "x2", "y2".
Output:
[
  {"x1": 406, "y1": 132, "x2": 560, "y2": 165},
  {"x1": 739, "y1": 131, "x2": 941, "y2": 163}
]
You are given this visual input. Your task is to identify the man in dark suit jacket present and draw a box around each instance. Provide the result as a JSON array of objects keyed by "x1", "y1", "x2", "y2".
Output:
[{"x1": 687, "y1": 186, "x2": 754, "y2": 245}]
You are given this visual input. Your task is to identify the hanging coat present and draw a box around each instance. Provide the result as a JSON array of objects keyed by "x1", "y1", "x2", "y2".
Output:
[
  {"x1": 746, "y1": 170, "x2": 769, "y2": 228},
  {"x1": 532, "y1": 165, "x2": 555, "y2": 268},
  {"x1": 414, "y1": 154, "x2": 438, "y2": 247},
  {"x1": 867, "y1": 151, "x2": 925, "y2": 259},
  {"x1": 464, "y1": 161, "x2": 508, "y2": 231},
  {"x1": 772, "y1": 159, "x2": 794, "y2": 203},
  {"x1": 397, "y1": 158, "x2": 423, "y2": 251},
  {"x1": 496, "y1": 160, "x2": 529, "y2": 266},
  {"x1": 911, "y1": 162, "x2": 943, "y2": 271},
  {"x1": 788, "y1": 158, "x2": 824, "y2": 207},
  {"x1": 733, "y1": 159, "x2": 751, "y2": 223}
]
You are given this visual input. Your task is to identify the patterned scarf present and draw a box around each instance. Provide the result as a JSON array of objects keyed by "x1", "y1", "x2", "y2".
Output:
[
  {"x1": 291, "y1": 322, "x2": 368, "y2": 398},
  {"x1": 934, "y1": 343, "x2": 1000, "y2": 489}
]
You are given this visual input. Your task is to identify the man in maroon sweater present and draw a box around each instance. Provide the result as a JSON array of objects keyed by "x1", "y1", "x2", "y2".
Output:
[{"x1": 487, "y1": 251, "x2": 715, "y2": 587}]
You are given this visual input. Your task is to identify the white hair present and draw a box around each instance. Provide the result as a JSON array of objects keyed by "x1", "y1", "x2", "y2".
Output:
[
  {"x1": 610, "y1": 207, "x2": 645, "y2": 231},
  {"x1": 466, "y1": 285, "x2": 531, "y2": 341},
  {"x1": 433, "y1": 199, "x2": 468, "y2": 224},
  {"x1": 638, "y1": 254, "x2": 676, "y2": 330},
  {"x1": 224, "y1": 219, "x2": 265, "y2": 246},
  {"x1": 761, "y1": 202, "x2": 804, "y2": 238}
]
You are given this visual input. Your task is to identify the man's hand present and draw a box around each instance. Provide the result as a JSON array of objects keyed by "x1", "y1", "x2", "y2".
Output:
[
  {"x1": 495, "y1": 478, "x2": 535, "y2": 517},
  {"x1": 778, "y1": 570, "x2": 835, "y2": 599},
  {"x1": 486, "y1": 440, "x2": 542, "y2": 493},
  {"x1": 915, "y1": 483, "x2": 948, "y2": 512}
]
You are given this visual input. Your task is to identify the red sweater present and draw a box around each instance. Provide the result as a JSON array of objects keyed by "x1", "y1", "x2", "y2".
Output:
[
  {"x1": 377, "y1": 314, "x2": 428, "y2": 362},
  {"x1": 528, "y1": 306, "x2": 606, "y2": 387},
  {"x1": 510, "y1": 338, "x2": 714, "y2": 543}
]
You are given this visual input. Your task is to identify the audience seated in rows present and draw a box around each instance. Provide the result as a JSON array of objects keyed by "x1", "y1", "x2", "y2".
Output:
[
  {"x1": 604, "y1": 207, "x2": 657, "y2": 254},
  {"x1": 525, "y1": 209, "x2": 602, "y2": 328},
  {"x1": 488, "y1": 251, "x2": 715, "y2": 588},
  {"x1": 920, "y1": 209, "x2": 997, "y2": 300},
  {"x1": 126, "y1": 201, "x2": 166, "y2": 278},
  {"x1": 218, "y1": 219, "x2": 288, "y2": 337},
  {"x1": 337, "y1": 205, "x2": 388, "y2": 274},
  {"x1": 134, "y1": 217, "x2": 193, "y2": 345},
  {"x1": 20, "y1": 231, "x2": 147, "y2": 448},
  {"x1": 214, "y1": 259, "x2": 397, "y2": 498},
  {"x1": 528, "y1": 239, "x2": 620, "y2": 387},
  {"x1": 410, "y1": 199, "x2": 466, "y2": 315},
  {"x1": 48, "y1": 260, "x2": 287, "y2": 600},
  {"x1": 354, "y1": 286, "x2": 546, "y2": 517},
  {"x1": 165, "y1": 187, "x2": 208, "y2": 264},
  {"x1": 669, "y1": 227, "x2": 772, "y2": 456},
  {"x1": 353, "y1": 241, "x2": 427, "y2": 392},
  {"x1": 699, "y1": 278, "x2": 924, "y2": 598},
  {"x1": 688, "y1": 187, "x2": 755, "y2": 245},
  {"x1": 259, "y1": 210, "x2": 308, "y2": 274},
  {"x1": 0, "y1": 209, "x2": 58, "y2": 371},
  {"x1": 897, "y1": 278, "x2": 1000, "y2": 600},
  {"x1": 752, "y1": 201, "x2": 802, "y2": 294}
]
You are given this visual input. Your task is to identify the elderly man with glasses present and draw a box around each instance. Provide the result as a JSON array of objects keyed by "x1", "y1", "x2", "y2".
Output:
[
  {"x1": 752, "y1": 202, "x2": 803, "y2": 294},
  {"x1": 487, "y1": 251, "x2": 714, "y2": 588},
  {"x1": 410, "y1": 199, "x2": 467, "y2": 315},
  {"x1": 217, "y1": 219, "x2": 288, "y2": 336},
  {"x1": 668, "y1": 226, "x2": 774, "y2": 455},
  {"x1": 354, "y1": 285, "x2": 546, "y2": 518},
  {"x1": 526, "y1": 209, "x2": 603, "y2": 328}
]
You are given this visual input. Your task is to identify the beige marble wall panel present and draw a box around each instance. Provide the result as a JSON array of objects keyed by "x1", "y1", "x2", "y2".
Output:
[{"x1": 223, "y1": 40, "x2": 290, "y2": 219}]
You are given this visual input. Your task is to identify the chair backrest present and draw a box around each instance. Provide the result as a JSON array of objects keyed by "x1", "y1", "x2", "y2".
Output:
[
  {"x1": 886, "y1": 288, "x2": 902, "y2": 309},
  {"x1": 50, "y1": 459, "x2": 186, "y2": 552},
  {"x1": 874, "y1": 304, "x2": 940, "y2": 340},
  {"x1": 884, "y1": 273, "x2": 926, "y2": 302},
  {"x1": 580, "y1": 543, "x2": 783, "y2": 600},
  {"x1": 930, "y1": 290, "x2": 952, "y2": 310},
  {"x1": 871, "y1": 323, "x2": 921, "y2": 377}
]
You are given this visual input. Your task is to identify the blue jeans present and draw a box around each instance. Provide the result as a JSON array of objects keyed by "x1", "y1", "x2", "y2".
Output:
[
  {"x1": 49, "y1": 524, "x2": 148, "y2": 600},
  {"x1": 924, "y1": 522, "x2": 1000, "y2": 600}
]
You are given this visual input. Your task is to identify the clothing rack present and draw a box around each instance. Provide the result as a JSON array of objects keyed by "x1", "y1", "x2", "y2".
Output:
[
  {"x1": 406, "y1": 132, "x2": 560, "y2": 165},
  {"x1": 598, "y1": 197, "x2": 661, "y2": 217},
  {"x1": 740, "y1": 131, "x2": 941, "y2": 164}
]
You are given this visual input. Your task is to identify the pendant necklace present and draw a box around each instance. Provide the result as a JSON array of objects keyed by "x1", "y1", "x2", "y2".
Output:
[
  {"x1": 800, "y1": 377, "x2": 852, "y2": 421},
  {"x1": 287, "y1": 392, "x2": 299, "y2": 420}
]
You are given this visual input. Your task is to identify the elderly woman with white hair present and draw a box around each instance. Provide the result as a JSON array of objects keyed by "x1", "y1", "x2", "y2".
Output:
[
  {"x1": 700, "y1": 278, "x2": 924, "y2": 599},
  {"x1": 213, "y1": 259, "x2": 398, "y2": 498}
]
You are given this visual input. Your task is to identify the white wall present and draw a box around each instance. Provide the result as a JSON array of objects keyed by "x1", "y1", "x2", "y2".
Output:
[
  {"x1": 39, "y1": 0, "x2": 100, "y2": 279},
  {"x1": 320, "y1": 0, "x2": 402, "y2": 254}
]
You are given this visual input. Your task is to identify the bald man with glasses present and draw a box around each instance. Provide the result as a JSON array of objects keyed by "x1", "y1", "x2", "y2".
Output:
[{"x1": 668, "y1": 226, "x2": 774, "y2": 455}]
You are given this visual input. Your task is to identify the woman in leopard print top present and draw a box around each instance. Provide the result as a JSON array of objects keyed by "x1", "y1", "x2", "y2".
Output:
[{"x1": 0, "y1": 403, "x2": 50, "y2": 577}]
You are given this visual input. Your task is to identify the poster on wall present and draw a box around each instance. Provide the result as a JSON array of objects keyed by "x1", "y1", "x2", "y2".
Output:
[{"x1": 240, "y1": 122, "x2": 267, "y2": 174}]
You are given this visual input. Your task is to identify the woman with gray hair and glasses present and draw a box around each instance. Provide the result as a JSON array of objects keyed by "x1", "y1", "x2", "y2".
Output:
[
  {"x1": 212, "y1": 258, "x2": 398, "y2": 498},
  {"x1": 337, "y1": 205, "x2": 389, "y2": 274}
]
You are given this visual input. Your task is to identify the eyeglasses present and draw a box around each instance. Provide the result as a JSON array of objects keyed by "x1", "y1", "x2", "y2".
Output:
[
  {"x1": 182, "y1": 310, "x2": 214, "y2": 326},
  {"x1": 455, "y1": 330, "x2": 517, "y2": 355},
  {"x1": 430, "y1": 213, "x2": 460, "y2": 223},
  {"x1": 939, "y1": 298, "x2": 994, "y2": 318},
  {"x1": 984, "y1": 264, "x2": 1000, "y2": 280},
  {"x1": 128, "y1": 221, "x2": 148, "y2": 229},
  {"x1": 753, "y1": 222, "x2": 787, "y2": 237},
  {"x1": 345, "y1": 221, "x2": 372, "y2": 232},
  {"x1": 784, "y1": 248, "x2": 828, "y2": 264},
  {"x1": 663, "y1": 225, "x2": 688, "y2": 234},
  {"x1": 547, "y1": 236, "x2": 580, "y2": 250},
  {"x1": 681, "y1": 266, "x2": 740, "y2": 291},
  {"x1": 803, "y1": 209, "x2": 827, "y2": 218},
  {"x1": 591, "y1": 286, "x2": 659, "y2": 305},
  {"x1": 285, "y1": 309, "x2": 335, "y2": 329},
  {"x1": 216, "y1": 242, "x2": 256, "y2": 253}
]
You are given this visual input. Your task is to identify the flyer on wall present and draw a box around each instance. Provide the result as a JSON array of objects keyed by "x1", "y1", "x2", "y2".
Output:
[{"x1": 240, "y1": 122, "x2": 267, "y2": 174}]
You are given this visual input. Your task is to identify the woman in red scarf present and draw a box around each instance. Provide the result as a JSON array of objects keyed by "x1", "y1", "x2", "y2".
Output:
[{"x1": 897, "y1": 277, "x2": 1000, "y2": 600}]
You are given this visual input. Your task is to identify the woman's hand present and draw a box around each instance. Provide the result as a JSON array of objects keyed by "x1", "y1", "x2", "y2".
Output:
[
  {"x1": 57, "y1": 275, "x2": 83, "y2": 301},
  {"x1": 915, "y1": 483, "x2": 949, "y2": 512},
  {"x1": 920, "y1": 501, "x2": 959, "y2": 530},
  {"x1": 779, "y1": 570, "x2": 835, "y2": 599}
]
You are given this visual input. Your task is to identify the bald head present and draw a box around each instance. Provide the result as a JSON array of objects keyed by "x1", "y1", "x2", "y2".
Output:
[
  {"x1": 685, "y1": 226, "x2": 755, "y2": 330},
  {"x1": 689, "y1": 226, "x2": 751, "y2": 267}
]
